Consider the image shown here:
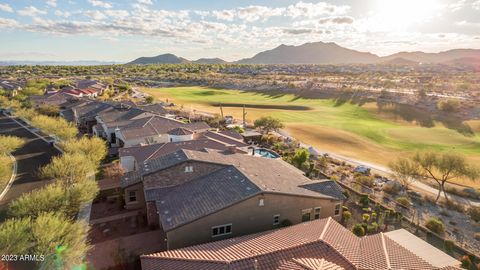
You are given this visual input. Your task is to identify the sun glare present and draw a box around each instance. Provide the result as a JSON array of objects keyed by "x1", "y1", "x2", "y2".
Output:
[{"x1": 373, "y1": 0, "x2": 437, "y2": 31}]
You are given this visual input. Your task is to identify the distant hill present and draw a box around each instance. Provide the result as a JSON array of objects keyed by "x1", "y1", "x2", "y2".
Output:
[
  {"x1": 193, "y1": 58, "x2": 227, "y2": 64},
  {"x1": 127, "y1": 53, "x2": 189, "y2": 65},
  {"x1": 236, "y1": 42, "x2": 380, "y2": 64},
  {"x1": 126, "y1": 43, "x2": 480, "y2": 66},
  {"x1": 440, "y1": 57, "x2": 480, "y2": 71},
  {"x1": 380, "y1": 49, "x2": 480, "y2": 64}
]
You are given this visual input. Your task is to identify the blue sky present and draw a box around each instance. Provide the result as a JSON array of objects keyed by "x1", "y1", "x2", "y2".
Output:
[{"x1": 0, "y1": 0, "x2": 479, "y2": 62}]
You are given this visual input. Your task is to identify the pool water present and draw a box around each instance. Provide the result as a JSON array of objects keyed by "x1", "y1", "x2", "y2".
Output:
[{"x1": 254, "y1": 149, "x2": 280, "y2": 159}]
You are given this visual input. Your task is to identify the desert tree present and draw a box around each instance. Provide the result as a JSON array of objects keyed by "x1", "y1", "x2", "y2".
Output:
[
  {"x1": 389, "y1": 157, "x2": 420, "y2": 192},
  {"x1": 254, "y1": 116, "x2": 284, "y2": 134},
  {"x1": 8, "y1": 181, "x2": 98, "y2": 219},
  {"x1": 0, "y1": 135, "x2": 25, "y2": 154},
  {"x1": 61, "y1": 136, "x2": 107, "y2": 167},
  {"x1": 413, "y1": 152, "x2": 478, "y2": 202},
  {"x1": 31, "y1": 212, "x2": 90, "y2": 270},
  {"x1": 0, "y1": 217, "x2": 31, "y2": 254},
  {"x1": 40, "y1": 153, "x2": 96, "y2": 186}
]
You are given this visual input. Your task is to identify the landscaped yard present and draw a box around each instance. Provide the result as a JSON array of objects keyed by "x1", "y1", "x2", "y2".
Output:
[
  {"x1": 0, "y1": 154, "x2": 13, "y2": 194},
  {"x1": 143, "y1": 86, "x2": 480, "y2": 188}
]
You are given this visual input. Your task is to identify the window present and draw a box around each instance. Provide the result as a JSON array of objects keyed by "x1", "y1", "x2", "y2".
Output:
[
  {"x1": 258, "y1": 198, "x2": 264, "y2": 206},
  {"x1": 212, "y1": 224, "x2": 232, "y2": 237},
  {"x1": 314, "y1": 207, "x2": 321, "y2": 219},
  {"x1": 334, "y1": 204, "x2": 341, "y2": 216},
  {"x1": 184, "y1": 166, "x2": 193, "y2": 173},
  {"x1": 128, "y1": 191, "x2": 137, "y2": 202},
  {"x1": 273, "y1": 214, "x2": 280, "y2": 225},
  {"x1": 301, "y1": 209, "x2": 311, "y2": 222}
]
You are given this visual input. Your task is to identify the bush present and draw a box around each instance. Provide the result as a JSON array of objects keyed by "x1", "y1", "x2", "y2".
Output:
[
  {"x1": 0, "y1": 135, "x2": 25, "y2": 154},
  {"x1": 342, "y1": 211, "x2": 352, "y2": 222},
  {"x1": 367, "y1": 223, "x2": 379, "y2": 234},
  {"x1": 425, "y1": 218, "x2": 445, "y2": 235},
  {"x1": 383, "y1": 183, "x2": 400, "y2": 195},
  {"x1": 395, "y1": 197, "x2": 411, "y2": 208},
  {"x1": 468, "y1": 206, "x2": 480, "y2": 222},
  {"x1": 359, "y1": 195, "x2": 370, "y2": 208},
  {"x1": 444, "y1": 200, "x2": 465, "y2": 213},
  {"x1": 352, "y1": 224, "x2": 365, "y2": 237},
  {"x1": 355, "y1": 175, "x2": 374, "y2": 187},
  {"x1": 460, "y1": 255, "x2": 472, "y2": 269},
  {"x1": 437, "y1": 99, "x2": 460, "y2": 112},
  {"x1": 443, "y1": 240, "x2": 454, "y2": 253},
  {"x1": 280, "y1": 219, "x2": 292, "y2": 227}
]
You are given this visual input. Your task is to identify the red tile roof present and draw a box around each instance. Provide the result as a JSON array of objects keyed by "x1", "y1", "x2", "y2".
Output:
[{"x1": 141, "y1": 218, "x2": 460, "y2": 270}]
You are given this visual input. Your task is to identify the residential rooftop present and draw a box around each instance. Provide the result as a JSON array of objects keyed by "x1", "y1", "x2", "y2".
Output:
[{"x1": 141, "y1": 217, "x2": 460, "y2": 270}]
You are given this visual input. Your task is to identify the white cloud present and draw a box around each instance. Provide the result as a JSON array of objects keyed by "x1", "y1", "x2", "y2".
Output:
[
  {"x1": 285, "y1": 1, "x2": 349, "y2": 18},
  {"x1": 0, "y1": 17, "x2": 18, "y2": 27},
  {"x1": 212, "y1": 10, "x2": 235, "y2": 21},
  {"x1": 473, "y1": 0, "x2": 480, "y2": 10},
  {"x1": 84, "y1": 10, "x2": 106, "y2": 20},
  {"x1": 55, "y1": 10, "x2": 71, "y2": 18},
  {"x1": 237, "y1": 6, "x2": 285, "y2": 22},
  {"x1": 0, "y1": 3, "x2": 13, "y2": 13},
  {"x1": 87, "y1": 0, "x2": 112, "y2": 9},
  {"x1": 104, "y1": 10, "x2": 129, "y2": 18},
  {"x1": 18, "y1": 6, "x2": 47, "y2": 17},
  {"x1": 47, "y1": 0, "x2": 57, "y2": 7},
  {"x1": 137, "y1": 0, "x2": 153, "y2": 5}
]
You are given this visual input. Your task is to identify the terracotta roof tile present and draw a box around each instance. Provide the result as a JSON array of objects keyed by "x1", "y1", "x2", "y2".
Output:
[{"x1": 141, "y1": 218, "x2": 457, "y2": 270}]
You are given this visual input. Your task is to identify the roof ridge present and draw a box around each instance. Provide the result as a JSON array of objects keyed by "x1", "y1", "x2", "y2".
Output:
[
  {"x1": 145, "y1": 143, "x2": 167, "y2": 161},
  {"x1": 380, "y1": 233, "x2": 392, "y2": 270},
  {"x1": 209, "y1": 131, "x2": 244, "y2": 143},
  {"x1": 319, "y1": 217, "x2": 331, "y2": 240}
]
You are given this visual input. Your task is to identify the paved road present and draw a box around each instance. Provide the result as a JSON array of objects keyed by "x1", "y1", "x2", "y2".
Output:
[
  {"x1": 0, "y1": 114, "x2": 61, "y2": 212},
  {"x1": 277, "y1": 129, "x2": 480, "y2": 207}
]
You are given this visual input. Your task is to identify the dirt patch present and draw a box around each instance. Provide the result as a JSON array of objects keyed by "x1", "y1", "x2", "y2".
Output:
[{"x1": 284, "y1": 123, "x2": 402, "y2": 165}]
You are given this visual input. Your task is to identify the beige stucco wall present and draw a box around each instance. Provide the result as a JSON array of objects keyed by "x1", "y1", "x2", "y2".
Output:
[
  {"x1": 124, "y1": 183, "x2": 146, "y2": 210},
  {"x1": 165, "y1": 193, "x2": 343, "y2": 249}
]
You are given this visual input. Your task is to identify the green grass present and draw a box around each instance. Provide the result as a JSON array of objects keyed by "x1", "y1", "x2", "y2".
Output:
[{"x1": 145, "y1": 86, "x2": 480, "y2": 186}]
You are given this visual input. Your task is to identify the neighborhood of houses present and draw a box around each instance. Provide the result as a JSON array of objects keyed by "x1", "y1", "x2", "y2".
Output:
[{"x1": 4, "y1": 78, "x2": 464, "y2": 270}]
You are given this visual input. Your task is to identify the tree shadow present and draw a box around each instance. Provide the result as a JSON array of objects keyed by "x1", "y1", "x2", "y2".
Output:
[{"x1": 376, "y1": 100, "x2": 474, "y2": 136}]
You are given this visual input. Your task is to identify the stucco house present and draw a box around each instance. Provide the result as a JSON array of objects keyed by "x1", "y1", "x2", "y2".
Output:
[
  {"x1": 121, "y1": 149, "x2": 346, "y2": 249},
  {"x1": 114, "y1": 115, "x2": 210, "y2": 147}
]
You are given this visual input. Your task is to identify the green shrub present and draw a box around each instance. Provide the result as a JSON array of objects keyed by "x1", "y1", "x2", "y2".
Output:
[
  {"x1": 425, "y1": 218, "x2": 445, "y2": 235},
  {"x1": 355, "y1": 175, "x2": 374, "y2": 187},
  {"x1": 383, "y1": 184, "x2": 400, "y2": 195},
  {"x1": 342, "y1": 211, "x2": 352, "y2": 222},
  {"x1": 367, "y1": 222, "x2": 378, "y2": 234},
  {"x1": 443, "y1": 240, "x2": 454, "y2": 253},
  {"x1": 395, "y1": 197, "x2": 411, "y2": 208},
  {"x1": 468, "y1": 206, "x2": 480, "y2": 222},
  {"x1": 362, "y1": 213, "x2": 370, "y2": 222},
  {"x1": 437, "y1": 99, "x2": 460, "y2": 112},
  {"x1": 280, "y1": 219, "x2": 292, "y2": 227},
  {"x1": 359, "y1": 195, "x2": 370, "y2": 207},
  {"x1": 352, "y1": 224, "x2": 365, "y2": 237},
  {"x1": 460, "y1": 255, "x2": 471, "y2": 269}
]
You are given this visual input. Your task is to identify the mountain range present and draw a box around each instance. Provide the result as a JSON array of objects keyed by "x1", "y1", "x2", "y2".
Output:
[{"x1": 127, "y1": 42, "x2": 480, "y2": 66}]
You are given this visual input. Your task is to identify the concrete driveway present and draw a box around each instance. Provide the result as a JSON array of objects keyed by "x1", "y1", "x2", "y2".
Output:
[{"x1": 0, "y1": 115, "x2": 61, "y2": 217}]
